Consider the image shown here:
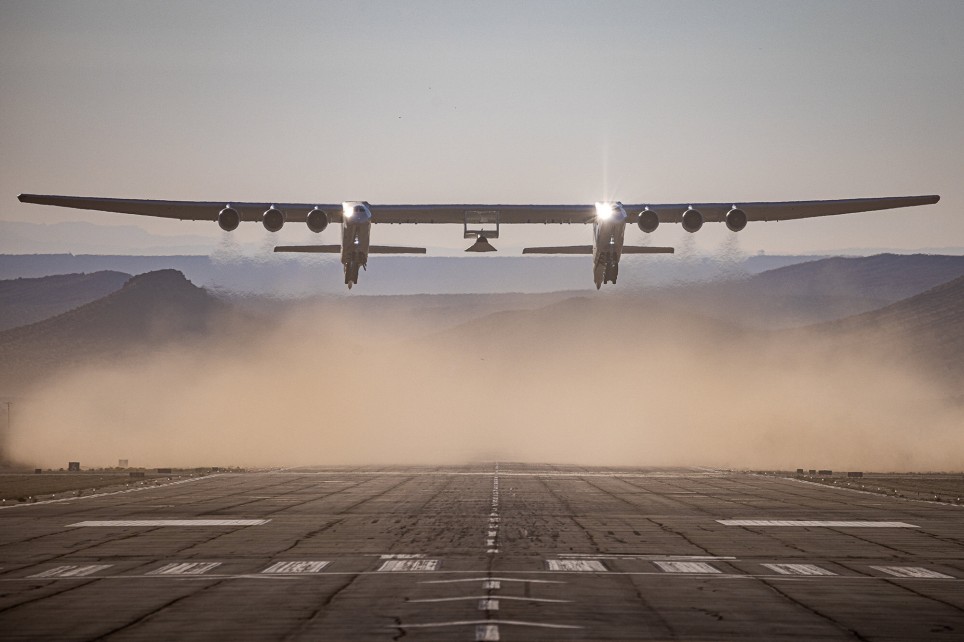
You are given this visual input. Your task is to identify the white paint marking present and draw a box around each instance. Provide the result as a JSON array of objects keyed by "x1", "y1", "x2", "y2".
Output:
[
  {"x1": 410, "y1": 595, "x2": 570, "y2": 604},
  {"x1": 378, "y1": 559, "x2": 439, "y2": 572},
  {"x1": 654, "y1": 561, "x2": 720, "y2": 574},
  {"x1": 483, "y1": 580, "x2": 501, "y2": 589},
  {"x1": 30, "y1": 564, "x2": 112, "y2": 578},
  {"x1": 488, "y1": 530, "x2": 498, "y2": 537},
  {"x1": 476, "y1": 624, "x2": 500, "y2": 641},
  {"x1": 479, "y1": 598, "x2": 499, "y2": 611},
  {"x1": 378, "y1": 554, "x2": 425, "y2": 559},
  {"x1": 486, "y1": 539, "x2": 496, "y2": 546},
  {"x1": 871, "y1": 566, "x2": 953, "y2": 579},
  {"x1": 559, "y1": 553, "x2": 736, "y2": 560},
  {"x1": 148, "y1": 562, "x2": 221, "y2": 576},
  {"x1": 547, "y1": 560, "x2": 607, "y2": 572},
  {"x1": 421, "y1": 577, "x2": 564, "y2": 585},
  {"x1": 69, "y1": 519, "x2": 268, "y2": 527},
  {"x1": 261, "y1": 561, "x2": 329, "y2": 574},
  {"x1": 717, "y1": 520, "x2": 918, "y2": 528},
  {"x1": 487, "y1": 549, "x2": 500, "y2": 554},
  {"x1": 398, "y1": 619, "x2": 582, "y2": 631},
  {"x1": 763, "y1": 564, "x2": 836, "y2": 576}
]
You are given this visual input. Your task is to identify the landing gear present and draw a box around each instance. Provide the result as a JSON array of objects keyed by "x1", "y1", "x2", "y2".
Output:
[
  {"x1": 593, "y1": 257, "x2": 619, "y2": 289},
  {"x1": 344, "y1": 259, "x2": 361, "y2": 289}
]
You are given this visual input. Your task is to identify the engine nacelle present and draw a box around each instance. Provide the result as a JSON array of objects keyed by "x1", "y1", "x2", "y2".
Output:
[
  {"x1": 681, "y1": 208, "x2": 703, "y2": 233},
  {"x1": 262, "y1": 207, "x2": 285, "y2": 232},
  {"x1": 637, "y1": 209, "x2": 659, "y2": 233},
  {"x1": 218, "y1": 207, "x2": 240, "y2": 232},
  {"x1": 725, "y1": 207, "x2": 747, "y2": 232},
  {"x1": 306, "y1": 208, "x2": 329, "y2": 233}
]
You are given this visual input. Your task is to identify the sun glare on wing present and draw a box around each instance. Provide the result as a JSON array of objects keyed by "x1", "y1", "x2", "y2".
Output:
[{"x1": 595, "y1": 202, "x2": 615, "y2": 220}]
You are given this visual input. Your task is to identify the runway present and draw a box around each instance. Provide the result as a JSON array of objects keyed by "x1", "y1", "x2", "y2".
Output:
[{"x1": 1, "y1": 464, "x2": 963, "y2": 640}]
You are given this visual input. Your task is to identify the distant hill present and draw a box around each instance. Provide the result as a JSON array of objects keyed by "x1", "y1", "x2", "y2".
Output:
[
  {"x1": 665, "y1": 253, "x2": 964, "y2": 328},
  {"x1": 0, "y1": 271, "x2": 130, "y2": 331},
  {"x1": 814, "y1": 275, "x2": 964, "y2": 383},
  {"x1": 0, "y1": 270, "x2": 228, "y2": 392}
]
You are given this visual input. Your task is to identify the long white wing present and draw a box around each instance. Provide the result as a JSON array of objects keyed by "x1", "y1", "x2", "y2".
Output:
[{"x1": 18, "y1": 193, "x2": 939, "y2": 225}]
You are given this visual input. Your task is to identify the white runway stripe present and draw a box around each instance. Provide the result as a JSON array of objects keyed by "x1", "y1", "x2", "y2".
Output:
[
  {"x1": 261, "y1": 561, "x2": 329, "y2": 574},
  {"x1": 148, "y1": 562, "x2": 221, "y2": 576},
  {"x1": 378, "y1": 559, "x2": 439, "y2": 572},
  {"x1": 763, "y1": 563, "x2": 836, "y2": 576},
  {"x1": 654, "y1": 561, "x2": 720, "y2": 574},
  {"x1": 69, "y1": 520, "x2": 269, "y2": 527},
  {"x1": 718, "y1": 520, "x2": 917, "y2": 528},
  {"x1": 30, "y1": 564, "x2": 112, "y2": 578},
  {"x1": 476, "y1": 624, "x2": 500, "y2": 641},
  {"x1": 547, "y1": 560, "x2": 607, "y2": 572},
  {"x1": 478, "y1": 599, "x2": 499, "y2": 611},
  {"x1": 871, "y1": 566, "x2": 953, "y2": 579}
]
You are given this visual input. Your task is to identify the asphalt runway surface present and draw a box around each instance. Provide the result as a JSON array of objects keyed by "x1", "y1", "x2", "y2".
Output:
[{"x1": 2, "y1": 464, "x2": 963, "y2": 641}]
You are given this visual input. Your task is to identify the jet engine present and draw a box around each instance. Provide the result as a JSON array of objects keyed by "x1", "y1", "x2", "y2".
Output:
[
  {"x1": 637, "y1": 208, "x2": 659, "y2": 233},
  {"x1": 306, "y1": 208, "x2": 329, "y2": 233},
  {"x1": 681, "y1": 208, "x2": 703, "y2": 233},
  {"x1": 725, "y1": 207, "x2": 748, "y2": 232},
  {"x1": 218, "y1": 207, "x2": 240, "y2": 231},
  {"x1": 262, "y1": 207, "x2": 285, "y2": 232}
]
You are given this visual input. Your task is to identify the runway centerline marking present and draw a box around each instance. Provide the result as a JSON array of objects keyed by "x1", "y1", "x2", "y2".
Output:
[
  {"x1": 29, "y1": 564, "x2": 113, "y2": 578},
  {"x1": 763, "y1": 563, "x2": 836, "y2": 576},
  {"x1": 148, "y1": 562, "x2": 221, "y2": 576},
  {"x1": 871, "y1": 566, "x2": 954, "y2": 579},
  {"x1": 547, "y1": 560, "x2": 607, "y2": 572},
  {"x1": 717, "y1": 520, "x2": 918, "y2": 528},
  {"x1": 654, "y1": 561, "x2": 720, "y2": 574},
  {"x1": 378, "y1": 559, "x2": 439, "y2": 572},
  {"x1": 261, "y1": 561, "x2": 329, "y2": 574},
  {"x1": 68, "y1": 519, "x2": 269, "y2": 527},
  {"x1": 478, "y1": 599, "x2": 499, "y2": 611},
  {"x1": 476, "y1": 624, "x2": 499, "y2": 641}
]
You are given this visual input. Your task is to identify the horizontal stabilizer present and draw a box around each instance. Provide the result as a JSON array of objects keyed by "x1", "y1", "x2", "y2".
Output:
[
  {"x1": 522, "y1": 245, "x2": 675, "y2": 255},
  {"x1": 523, "y1": 245, "x2": 593, "y2": 254},
  {"x1": 274, "y1": 245, "x2": 341, "y2": 253},
  {"x1": 621, "y1": 246, "x2": 675, "y2": 254},
  {"x1": 369, "y1": 245, "x2": 426, "y2": 254}
]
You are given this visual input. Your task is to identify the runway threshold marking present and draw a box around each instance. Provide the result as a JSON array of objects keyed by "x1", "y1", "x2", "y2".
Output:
[
  {"x1": 717, "y1": 520, "x2": 918, "y2": 528},
  {"x1": 763, "y1": 564, "x2": 836, "y2": 576},
  {"x1": 68, "y1": 519, "x2": 269, "y2": 527},
  {"x1": 871, "y1": 566, "x2": 954, "y2": 579},
  {"x1": 478, "y1": 599, "x2": 499, "y2": 611},
  {"x1": 378, "y1": 559, "x2": 440, "y2": 572},
  {"x1": 547, "y1": 560, "x2": 607, "y2": 572},
  {"x1": 261, "y1": 561, "x2": 329, "y2": 574},
  {"x1": 654, "y1": 561, "x2": 720, "y2": 574},
  {"x1": 476, "y1": 624, "x2": 499, "y2": 641},
  {"x1": 148, "y1": 562, "x2": 222, "y2": 576},
  {"x1": 29, "y1": 564, "x2": 113, "y2": 578}
]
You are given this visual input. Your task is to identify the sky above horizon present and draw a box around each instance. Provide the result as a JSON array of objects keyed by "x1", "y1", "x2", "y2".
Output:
[{"x1": 2, "y1": 0, "x2": 962, "y2": 257}]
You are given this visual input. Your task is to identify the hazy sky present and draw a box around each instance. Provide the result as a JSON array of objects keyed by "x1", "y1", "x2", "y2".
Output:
[{"x1": 2, "y1": 0, "x2": 962, "y2": 255}]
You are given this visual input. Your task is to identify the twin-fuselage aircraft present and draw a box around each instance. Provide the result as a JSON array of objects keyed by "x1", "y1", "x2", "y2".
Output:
[{"x1": 18, "y1": 194, "x2": 940, "y2": 289}]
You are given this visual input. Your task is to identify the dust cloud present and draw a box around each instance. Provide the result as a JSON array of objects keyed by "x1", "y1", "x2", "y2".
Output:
[{"x1": 8, "y1": 296, "x2": 963, "y2": 471}]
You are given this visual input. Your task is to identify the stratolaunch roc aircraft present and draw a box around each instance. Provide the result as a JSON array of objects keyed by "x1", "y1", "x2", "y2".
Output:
[{"x1": 18, "y1": 193, "x2": 940, "y2": 289}]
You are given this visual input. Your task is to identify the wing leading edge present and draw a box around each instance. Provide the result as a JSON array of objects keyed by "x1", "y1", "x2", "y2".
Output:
[{"x1": 18, "y1": 193, "x2": 939, "y2": 225}]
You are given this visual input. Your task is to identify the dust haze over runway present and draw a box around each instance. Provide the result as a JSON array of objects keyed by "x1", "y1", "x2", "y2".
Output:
[
  {"x1": 6, "y1": 275, "x2": 963, "y2": 472},
  {"x1": 2, "y1": 464, "x2": 964, "y2": 641}
]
